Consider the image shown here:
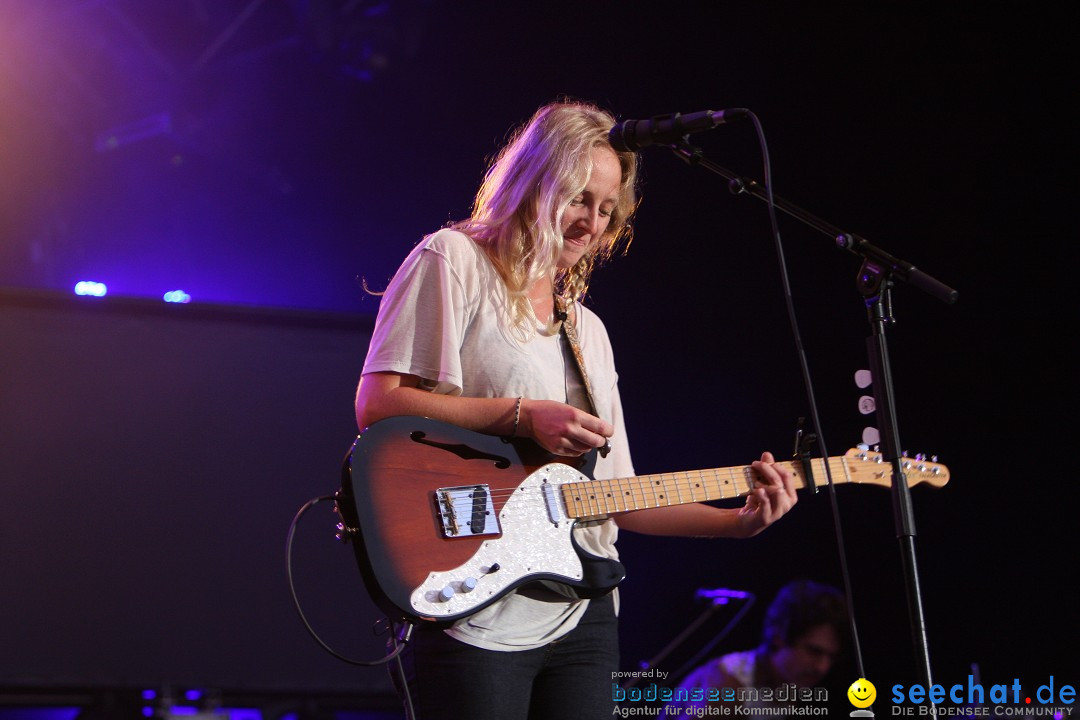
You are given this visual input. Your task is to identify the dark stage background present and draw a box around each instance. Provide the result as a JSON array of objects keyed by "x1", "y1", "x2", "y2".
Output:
[{"x1": 2, "y1": 1, "x2": 1075, "y2": 717}]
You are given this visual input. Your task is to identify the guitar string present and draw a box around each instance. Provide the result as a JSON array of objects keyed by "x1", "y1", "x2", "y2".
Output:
[
  {"x1": 383, "y1": 459, "x2": 920, "y2": 515},
  {"x1": 429, "y1": 462, "x2": 762, "y2": 522},
  {"x1": 431, "y1": 457, "x2": 877, "y2": 506},
  {"x1": 355, "y1": 457, "x2": 941, "y2": 521}
]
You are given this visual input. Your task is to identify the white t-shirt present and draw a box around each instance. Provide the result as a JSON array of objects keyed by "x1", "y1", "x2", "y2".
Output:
[{"x1": 362, "y1": 228, "x2": 635, "y2": 650}]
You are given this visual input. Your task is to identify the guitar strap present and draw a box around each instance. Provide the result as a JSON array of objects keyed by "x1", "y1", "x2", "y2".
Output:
[{"x1": 554, "y1": 295, "x2": 611, "y2": 458}]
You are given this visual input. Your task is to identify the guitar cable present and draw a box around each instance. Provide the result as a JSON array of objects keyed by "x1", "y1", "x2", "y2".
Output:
[
  {"x1": 670, "y1": 111, "x2": 869, "y2": 683},
  {"x1": 737, "y1": 110, "x2": 869, "y2": 684},
  {"x1": 285, "y1": 493, "x2": 416, "y2": 669}
]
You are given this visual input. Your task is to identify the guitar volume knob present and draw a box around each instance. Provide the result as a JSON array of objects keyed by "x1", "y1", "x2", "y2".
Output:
[
  {"x1": 461, "y1": 577, "x2": 478, "y2": 593},
  {"x1": 438, "y1": 585, "x2": 455, "y2": 603}
]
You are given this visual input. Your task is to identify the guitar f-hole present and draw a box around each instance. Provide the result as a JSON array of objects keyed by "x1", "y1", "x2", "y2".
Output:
[{"x1": 410, "y1": 430, "x2": 513, "y2": 468}]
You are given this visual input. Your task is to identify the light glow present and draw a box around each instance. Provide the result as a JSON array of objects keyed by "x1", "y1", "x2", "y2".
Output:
[
  {"x1": 163, "y1": 290, "x2": 192, "y2": 304},
  {"x1": 74, "y1": 281, "x2": 108, "y2": 297}
]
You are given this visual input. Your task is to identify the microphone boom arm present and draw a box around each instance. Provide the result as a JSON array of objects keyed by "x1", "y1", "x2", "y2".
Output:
[{"x1": 669, "y1": 143, "x2": 959, "y2": 305}]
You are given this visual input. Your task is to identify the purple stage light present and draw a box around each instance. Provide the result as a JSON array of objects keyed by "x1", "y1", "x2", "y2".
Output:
[{"x1": 695, "y1": 587, "x2": 752, "y2": 605}]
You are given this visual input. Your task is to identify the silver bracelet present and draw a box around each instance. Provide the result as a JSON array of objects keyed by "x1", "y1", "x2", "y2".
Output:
[{"x1": 511, "y1": 396, "x2": 522, "y2": 437}]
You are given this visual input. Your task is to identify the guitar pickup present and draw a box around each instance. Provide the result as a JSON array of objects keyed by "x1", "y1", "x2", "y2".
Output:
[{"x1": 435, "y1": 484, "x2": 500, "y2": 537}]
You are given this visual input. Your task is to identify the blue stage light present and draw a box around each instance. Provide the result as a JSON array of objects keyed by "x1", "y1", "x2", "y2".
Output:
[
  {"x1": 163, "y1": 290, "x2": 192, "y2": 303},
  {"x1": 74, "y1": 281, "x2": 107, "y2": 297}
]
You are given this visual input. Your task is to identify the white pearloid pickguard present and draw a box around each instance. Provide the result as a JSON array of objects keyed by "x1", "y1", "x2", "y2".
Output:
[{"x1": 410, "y1": 463, "x2": 585, "y2": 618}]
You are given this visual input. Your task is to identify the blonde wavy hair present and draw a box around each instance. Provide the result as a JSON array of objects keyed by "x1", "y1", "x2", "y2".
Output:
[{"x1": 453, "y1": 101, "x2": 639, "y2": 335}]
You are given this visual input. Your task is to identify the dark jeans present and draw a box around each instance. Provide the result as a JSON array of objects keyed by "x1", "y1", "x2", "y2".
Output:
[{"x1": 407, "y1": 594, "x2": 618, "y2": 720}]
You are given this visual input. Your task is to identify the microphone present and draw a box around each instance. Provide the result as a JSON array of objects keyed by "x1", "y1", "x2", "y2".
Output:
[{"x1": 609, "y1": 108, "x2": 749, "y2": 151}]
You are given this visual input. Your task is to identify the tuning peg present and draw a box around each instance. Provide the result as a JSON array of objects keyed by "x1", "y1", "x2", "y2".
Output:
[
  {"x1": 858, "y1": 395, "x2": 876, "y2": 414},
  {"x1": 854, "y1": 369, "x2": 872, "y2": 388},
  {"x1": 862, "y1": 427, "x2": 880, "y2": 446}
]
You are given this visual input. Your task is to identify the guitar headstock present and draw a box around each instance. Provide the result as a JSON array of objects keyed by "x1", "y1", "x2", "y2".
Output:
[{"x1": 841, "y1": 449, "x2": 950, "y2": 488}]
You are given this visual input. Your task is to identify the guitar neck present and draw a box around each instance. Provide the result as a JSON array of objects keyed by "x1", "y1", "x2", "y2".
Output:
[{"x1": 559, "y1": 452, "x2": 947, "y2": 519}]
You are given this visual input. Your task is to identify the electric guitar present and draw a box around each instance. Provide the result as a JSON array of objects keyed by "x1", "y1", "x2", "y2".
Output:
[{"x1": 337, "y1": 416, "x2": 949, "y2": 624}]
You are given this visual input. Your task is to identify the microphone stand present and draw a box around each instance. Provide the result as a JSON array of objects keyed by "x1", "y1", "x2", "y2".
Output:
[{"x1": 668, "y1": 141, "x2": 957, "y2": 691}]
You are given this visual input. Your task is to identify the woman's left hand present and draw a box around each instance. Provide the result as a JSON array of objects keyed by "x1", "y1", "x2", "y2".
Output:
[{"x1": 735, "y1": 451, "x2": 798, "y2": 537}]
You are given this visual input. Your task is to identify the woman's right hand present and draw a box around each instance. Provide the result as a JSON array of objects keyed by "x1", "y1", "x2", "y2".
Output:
[{"x1": 518, "y1": 398, "x2": 613, "y2": 456}]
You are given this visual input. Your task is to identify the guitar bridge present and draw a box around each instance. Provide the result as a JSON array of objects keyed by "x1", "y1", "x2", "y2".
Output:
[{"x1": 435, "y1": 484, "x2": 500, "y2": 537}]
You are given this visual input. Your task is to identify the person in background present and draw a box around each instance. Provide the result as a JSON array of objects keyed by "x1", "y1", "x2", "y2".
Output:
[{"x1": 664, "y1": 579, "x2": 848, "y2": 716}]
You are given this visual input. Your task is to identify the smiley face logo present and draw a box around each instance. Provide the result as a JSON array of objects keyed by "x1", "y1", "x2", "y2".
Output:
[{"x1": 848, "y1": 678, "x2": 876, "y2": 708}]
